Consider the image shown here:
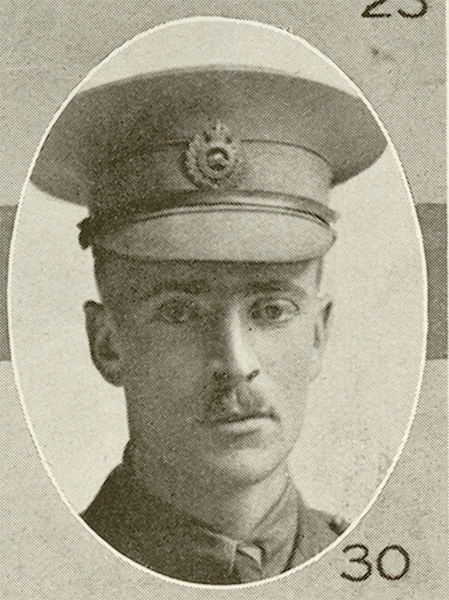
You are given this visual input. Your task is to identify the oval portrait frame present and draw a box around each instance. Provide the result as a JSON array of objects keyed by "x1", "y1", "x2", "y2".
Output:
[{"x1": 8, "y1": 17, "x2": 427, "y2": 589}]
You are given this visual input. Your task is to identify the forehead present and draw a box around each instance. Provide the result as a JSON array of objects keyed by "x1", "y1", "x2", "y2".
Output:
[{"x1": 96, "y1": 258, "x2": 321, "y2": 301}]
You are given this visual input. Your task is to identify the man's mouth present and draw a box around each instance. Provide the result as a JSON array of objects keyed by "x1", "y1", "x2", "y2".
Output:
[
  {"x1": 196, "y1": 407, "x2": 278, "y2": 430},
  {"x1": 200, "y1": 412, "x2": 278, "y2": 438},
  {"x1": 207, "y1": 410, "x2": 275, "y2": 425}
]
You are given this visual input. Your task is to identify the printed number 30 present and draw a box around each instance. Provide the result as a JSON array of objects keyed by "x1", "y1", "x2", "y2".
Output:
[
  {"x1": 362, "y1": 0, "x2": 428, "y2": 18},
  {"x1": 341, "y1": 544, "x2": 410, "y2": 582}
]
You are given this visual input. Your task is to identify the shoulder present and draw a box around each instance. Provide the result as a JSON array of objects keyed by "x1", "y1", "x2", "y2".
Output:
[
  {"x1": 322, "y1": 511, "x2": 349, "y2": 537},
  {"x1": 304, "y1": 505, "x2": 349, "y2": 541},
  {"x1": 290, "y1": 503, "x2": 349, "y2": 566},
  {"x1": 81, "y1": 463, "x2": 136, "y2": 547},
  {"x1": 80, "y1": 463, "x2": 188, "y2": 572}
]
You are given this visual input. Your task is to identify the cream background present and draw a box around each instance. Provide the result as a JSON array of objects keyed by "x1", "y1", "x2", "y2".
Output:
[
  {"x1": 1, "y1": 2, "x2": 446, "y2": 599},
  {"x1": 80, "y1": 19, "x2": 357, "y2": 94}
]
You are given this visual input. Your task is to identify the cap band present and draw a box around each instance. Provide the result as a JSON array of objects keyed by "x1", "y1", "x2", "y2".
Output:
[{"x1": 91, "y1": 141, "x2": 333, "y2": 211}]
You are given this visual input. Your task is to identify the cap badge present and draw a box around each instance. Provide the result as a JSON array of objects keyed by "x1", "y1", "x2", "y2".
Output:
[{"x1": 186, "y1": 122, "x2": 243, "y2": 189}]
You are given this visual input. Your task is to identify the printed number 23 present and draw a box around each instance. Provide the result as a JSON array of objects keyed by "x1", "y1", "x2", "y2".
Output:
[{"x1": 362, "y1": 0, "x2": 428, "y2": 18}]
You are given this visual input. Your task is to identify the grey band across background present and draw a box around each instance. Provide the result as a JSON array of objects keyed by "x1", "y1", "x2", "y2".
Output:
[{"x1": 0, "y1": 202, "x2": 446, "y2": 361}]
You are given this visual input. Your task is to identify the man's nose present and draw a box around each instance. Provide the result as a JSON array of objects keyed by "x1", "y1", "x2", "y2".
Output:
[{"x1": 208, "y1": 310, "x2": 260, "y2": 388}]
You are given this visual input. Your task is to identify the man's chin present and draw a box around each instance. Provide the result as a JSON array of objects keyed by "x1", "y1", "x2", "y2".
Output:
[
  {"x1": 130, "y1": 438, "x2": 291, "y2": 492},
  {"x1": 200, "y1": 446, "x2": 289, "y2": 488}
]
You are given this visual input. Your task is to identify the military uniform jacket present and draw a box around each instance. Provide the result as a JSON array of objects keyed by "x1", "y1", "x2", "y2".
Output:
[{"x1": 82, "y1": 462, "x2": 347, "y2": 584}]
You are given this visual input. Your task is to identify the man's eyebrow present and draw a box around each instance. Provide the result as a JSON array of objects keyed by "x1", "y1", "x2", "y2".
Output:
[
  {"x1": 129, "y1": 278, "x2": 309, "y2": 299},
  {"x1": 242, "y1": 280, "x2": 308, "y2": 296}
]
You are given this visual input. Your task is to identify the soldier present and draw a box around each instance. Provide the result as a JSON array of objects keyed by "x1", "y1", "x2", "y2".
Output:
[{"x1": 31, "y1": 58, "x2": 386, "y2": 583}]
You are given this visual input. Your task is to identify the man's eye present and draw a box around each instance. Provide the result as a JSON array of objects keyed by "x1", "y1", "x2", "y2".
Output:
[
  {"x1": 156, "y1": 299, "x2": 200, "y2": 324},
  {"x1": 250, "y1": 298, "x2": 300, "y2": 323}
]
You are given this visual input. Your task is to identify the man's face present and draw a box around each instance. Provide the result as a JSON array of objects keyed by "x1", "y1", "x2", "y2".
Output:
[{"x1": 87, "y1": 259, "x2": 331, "y2": 489}]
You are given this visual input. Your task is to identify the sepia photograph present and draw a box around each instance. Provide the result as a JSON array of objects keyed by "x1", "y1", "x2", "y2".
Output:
[{"x1": 8, "y1": 18, "x2": 426, "y2": 586}]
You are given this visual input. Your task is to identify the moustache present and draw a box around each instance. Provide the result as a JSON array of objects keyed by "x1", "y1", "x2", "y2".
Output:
[{"x1": 197, "y1": 381, "x2": 277, "y2": 425}]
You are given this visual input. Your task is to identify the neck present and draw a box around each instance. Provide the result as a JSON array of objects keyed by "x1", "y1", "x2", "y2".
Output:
[{"x1": 128, "y1": 447, "x2": 291, "y2": 540}]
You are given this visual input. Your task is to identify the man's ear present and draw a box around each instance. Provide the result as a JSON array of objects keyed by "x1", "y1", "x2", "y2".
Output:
[
  {"x1": 84, "y1": 300, "x2": 123, "y2": 387},
  {"x1": 309, "y1": 296, "x2": 333, "y2": 382}
]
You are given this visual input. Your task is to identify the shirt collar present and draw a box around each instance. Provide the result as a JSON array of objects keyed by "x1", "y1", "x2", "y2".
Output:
[{"x1": 183, "y1": 478, "x2": 300, "y2": 581}]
